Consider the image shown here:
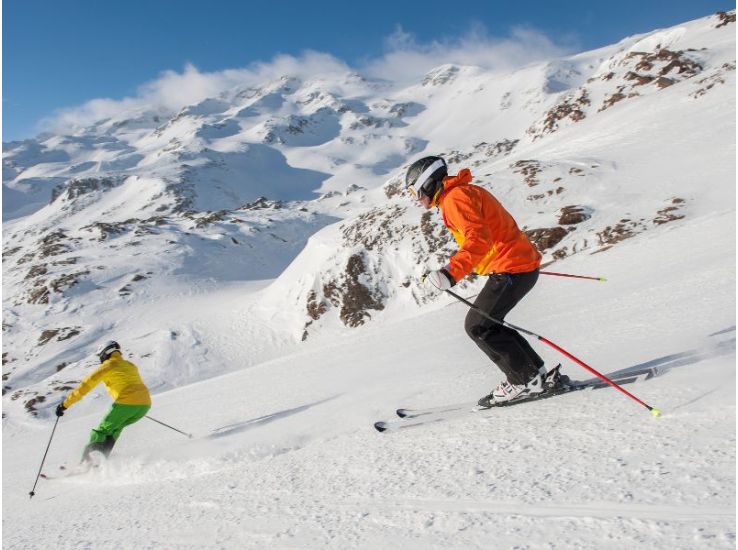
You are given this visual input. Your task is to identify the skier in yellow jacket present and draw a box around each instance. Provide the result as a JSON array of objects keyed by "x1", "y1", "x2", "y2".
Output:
[{"x1": 56, "y1": 341, "x2": 151, "y2": 462}]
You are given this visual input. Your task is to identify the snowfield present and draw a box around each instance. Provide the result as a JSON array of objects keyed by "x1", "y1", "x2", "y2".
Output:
[
  {"x1": 3, "y1": 212, "x2": 735, "y2": 549},
  {"x1": 3, "y1": 10, "x2": 736, "y2": 550}
]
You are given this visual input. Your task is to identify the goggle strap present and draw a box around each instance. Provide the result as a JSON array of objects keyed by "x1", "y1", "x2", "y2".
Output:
[{"x1": 411, "y1": 159, "x2": 445, "y2": 196}]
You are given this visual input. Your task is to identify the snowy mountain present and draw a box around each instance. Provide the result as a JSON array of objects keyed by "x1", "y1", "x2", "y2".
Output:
[{"x1": 2, "y1": 11, "x2": 736, "y2": 549}]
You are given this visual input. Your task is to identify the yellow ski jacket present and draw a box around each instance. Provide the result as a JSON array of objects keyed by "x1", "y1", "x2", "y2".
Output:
[{"x1": 63, "y1": 351, "x2": 151, "y2": 408}]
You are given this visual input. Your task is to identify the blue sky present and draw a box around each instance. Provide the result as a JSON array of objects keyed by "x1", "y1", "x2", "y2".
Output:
[{"x1": 3, "y1": 0, "x2": 734, "y2": 141}]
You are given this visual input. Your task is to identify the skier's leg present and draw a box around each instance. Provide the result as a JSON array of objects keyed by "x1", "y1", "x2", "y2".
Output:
[
  {"x1": 83, "y1": 405, "x2": 117, "y2": 461},
  {"x1": 109, "y1": 404, "x2": 150, "y2": 441},
  {"x1": 464, "y1": 271, "x2": 544, "y2": 385},
  {"x1": 100, "y1": 436, "x2": 116, "y2": 457},
  {"x1": 84, "y1": 404, "x2": 149, "y2": 460}
]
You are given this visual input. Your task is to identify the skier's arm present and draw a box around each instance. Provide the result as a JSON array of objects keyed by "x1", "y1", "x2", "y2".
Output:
[
  {"x1": 62, "y1": 364, "x2": 111, "y2": 408},
  {"x1": 444, "y1": 193, "x2": 494, "y2": 282}
]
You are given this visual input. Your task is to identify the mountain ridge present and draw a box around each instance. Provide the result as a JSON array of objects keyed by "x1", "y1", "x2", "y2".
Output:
[{"x1": 2, "y1": 10, "x2": 735, "y2": 419}]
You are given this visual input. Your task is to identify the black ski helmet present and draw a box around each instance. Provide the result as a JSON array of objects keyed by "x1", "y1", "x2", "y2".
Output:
[
  {"x1": 96, "y1": 340, "x2": 121, "y2": 363},
  {"x1": 405, "y1": 156, "x2": 448, "y2": 202}
]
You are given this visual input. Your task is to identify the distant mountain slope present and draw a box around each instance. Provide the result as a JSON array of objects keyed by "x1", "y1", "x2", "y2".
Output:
[{"x1": 2, "y1": 11, "x2": 735, "y2": 419}]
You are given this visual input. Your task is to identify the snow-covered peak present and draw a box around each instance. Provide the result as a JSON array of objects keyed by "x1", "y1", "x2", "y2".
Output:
[{"x1": 2, "y1": 10, "x2": 735, "y2": 422}]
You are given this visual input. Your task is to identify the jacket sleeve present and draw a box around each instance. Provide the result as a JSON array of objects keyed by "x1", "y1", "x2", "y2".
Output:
[
  {"x1": 63, "y1": 363, "x2": 110, "y2": 408},
  {"x1": 444, "y1": 191, "x2": 495, "y2": 282}
]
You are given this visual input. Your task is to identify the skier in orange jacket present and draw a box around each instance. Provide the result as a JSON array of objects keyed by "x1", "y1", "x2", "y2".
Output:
[{"x1": 406, "y1": 155, "x2": 548, "y2": 403}]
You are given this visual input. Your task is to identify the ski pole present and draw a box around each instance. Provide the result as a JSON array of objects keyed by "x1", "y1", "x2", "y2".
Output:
[
  {"x1": 145, "y1": 415, "x2": 193, "y2": 438},
  {"x1": 444, "y1": 288, "x2": 661, "y2": 417},
  {"x1": 29, "y1": 416, "x2": 60, "y2": 498},
  {"x1": 540, "y1": 271, "x2": 606, "y2": 282}
]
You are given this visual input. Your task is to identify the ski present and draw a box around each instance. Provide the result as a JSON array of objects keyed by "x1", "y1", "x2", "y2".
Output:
[
  {"x1": 375, "y1": 365, "x2": 659, "y2": 433},
  {"x1": 396, "y1": 401, "x2": 479, "y2": 419},
  {"x1": 393, "y1": 365, "x2": 568, "y2": 420},
  {"x1": 376, "y1": 383, "x2": 579, "y2": 433},
  {"x1": 40, "y1": 452, "x2": 106, "y2": 480},
  {"x1": 40, "y1": 464, "x2": 93, "y2": 480}
]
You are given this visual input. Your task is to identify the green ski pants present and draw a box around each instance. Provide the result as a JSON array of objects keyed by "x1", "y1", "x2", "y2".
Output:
[{"x1": 89, "y1": 403, "x2": 150, "y2": 443}]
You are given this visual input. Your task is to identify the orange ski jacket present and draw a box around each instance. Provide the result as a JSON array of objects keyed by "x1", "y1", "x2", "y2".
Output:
[
  {"x1": 437, "y1": 169, "x2": 541, "y2": 282},
  {"x1": 63, "y1": 351, "x2": 151, "y2": 408}
]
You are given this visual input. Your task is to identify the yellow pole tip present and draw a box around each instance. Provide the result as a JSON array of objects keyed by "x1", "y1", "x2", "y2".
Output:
[
  {"x1": 650, "y1": 407, "x2": 662, "y2": 417},
  {"x1": 599, "y1": 277, "x2": 607, "y2": 282}
]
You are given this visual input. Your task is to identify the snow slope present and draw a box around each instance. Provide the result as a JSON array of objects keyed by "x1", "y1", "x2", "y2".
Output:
[
  {"x1": 3, "y1": 204, "x2": 735, "y2": 549},
  {"x1": 2, "y1": 10, "x2": 736, "y2": 550}
]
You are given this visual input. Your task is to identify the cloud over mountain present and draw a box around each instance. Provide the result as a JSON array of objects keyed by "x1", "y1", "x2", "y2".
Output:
[{"x1": 41, "y1": 23, "x2": 572, "y2": 134}]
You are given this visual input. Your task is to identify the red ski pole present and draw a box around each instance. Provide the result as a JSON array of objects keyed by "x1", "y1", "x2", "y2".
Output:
[
  {"x1": 444, "y1": 289, "x2": 661, "y2": 417},
  {"x1": 540, "y1": 271, "x2": 606, "y2": 282}
]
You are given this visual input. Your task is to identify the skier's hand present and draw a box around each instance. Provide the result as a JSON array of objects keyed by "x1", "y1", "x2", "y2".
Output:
[
  {"x1": 55, "y1": 403, "x2": 66, "y2": 417},
  {"x1": 423, "y1": 268, "x2": 455, "y2": 291}
]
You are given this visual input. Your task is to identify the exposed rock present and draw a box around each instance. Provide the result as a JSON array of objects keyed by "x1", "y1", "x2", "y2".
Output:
[
  {"x1": 511, "y1": 160, "x2": 544, "y2": 187},
  {"x1": 25, "y1": 264, "x2": 48, "y2": 280},
  {"x1": 715, "y1": 10, "x2": 736, "y2": 28},
  {"x1": 81, "y1": 221, "x2": 130, "y2": 241},
  {"x1": 2, "y1": 247, "x2": 22, "y2": 262},
  {"x1": 600, "y1": 89, "x2": 628, "y2": 111},
  {"x1": 422, "y1": 65, "x2": 460, "y2": 86},
  {"x1": 241, "y1": 197, "x2": 283, "y2": 210},
  {"x1": 306, "y1": 290, "x2": 328, "y2": 321},
  {"x1": 342, "y1": 206, "x2": 409, "y2": 251},
  {"x1": 653, "y1": 198, "x2": 686, "y2": 225},
  {"x1": 595, "y1": 220, "x2": 643, "y2": 249},
  {"x1": 52, "y1": 257, "x2": 79, "y2": 266},
  {"x1": 529, "y1": 89, "x2": 590, "y2": 139},
  {"x1": 38, "y1": 326, "x2": 81, "y2": 346},
  {"x1": 558, "y1": 205, "x2": 592, "y2": 225},
  {"x1": 444, "y1": 139, "x2": 520, "y2": 165},
  {"x1": 382, "y1": 173, "x2": 406, "y2": 199},
  {"x1": 49, "y1": 271, "x2": 89, "y2": 294},
  {"x1": 24, "y1": 393, "x2": 46, "y2": 416},
  {"x1": 525, "y1": 227, "x2": 569, "y2": 251},
  {"x1": 27, "y1": 283, "x2": 50, "y2": 305},
  {"x1": 51, "y1": 177, "x2": 118, "y2": 203},
  {"x1": 339, "y1": 254, "x2": 385, "y2": 328},
  {"x1": 624, "y1": 71, "x2": 655, "y2": 86},
  {"x1": 690, "y1": 63, "x2": 735, "y2": 98},
  {"x1": 193, "y1": 210, "x2": 228, "y2": 228},
  {"x1": 38, "y1": 230, "x2": 71, "y2": 258}
]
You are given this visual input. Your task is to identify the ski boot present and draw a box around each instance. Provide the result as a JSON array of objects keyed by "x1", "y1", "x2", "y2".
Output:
[{"x1": 477, "y1": 372, "x2": 545, "y2": 408}]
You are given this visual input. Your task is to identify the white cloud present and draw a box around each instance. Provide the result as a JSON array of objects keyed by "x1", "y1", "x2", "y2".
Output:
[
  {"x1": 42, "y1": 53, "x2": 353, "y2": 132},
  {"x1": 40, "y1": 23, "x2": 573, "y2": 134},
  {"x1": 365, "y1": 24, "x2": 574, "y2": 83}
]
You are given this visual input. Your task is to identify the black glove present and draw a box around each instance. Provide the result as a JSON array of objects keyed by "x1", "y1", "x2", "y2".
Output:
[{"x1": 55, "y1": 403, "x2": 66, "y2": 417}]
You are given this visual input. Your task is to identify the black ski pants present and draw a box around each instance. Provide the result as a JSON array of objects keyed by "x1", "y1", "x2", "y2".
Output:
[{"x1": 464, "y1": 270, "x2": 544, "y2": 386}]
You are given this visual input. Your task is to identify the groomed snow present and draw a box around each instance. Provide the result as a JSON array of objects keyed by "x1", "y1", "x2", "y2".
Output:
[{"x1": 3, "y1": 208, "x2": 735, "y2": 549}]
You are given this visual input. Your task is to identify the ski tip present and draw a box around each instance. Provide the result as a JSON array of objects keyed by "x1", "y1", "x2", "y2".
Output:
[
  {"x1": 396, "y1": 408, "x2": 410, "y2": 418},
  {"x1": 374, "y1": 421, "x2": 388, "y2": 433}
]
